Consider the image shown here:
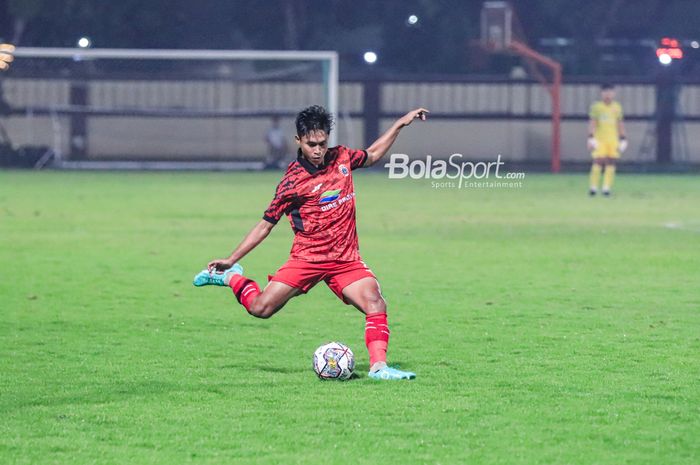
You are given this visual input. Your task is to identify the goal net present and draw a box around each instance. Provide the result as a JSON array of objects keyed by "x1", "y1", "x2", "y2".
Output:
[{"x1": 4, "y1": 48, "x2": 338, "y2": 169}]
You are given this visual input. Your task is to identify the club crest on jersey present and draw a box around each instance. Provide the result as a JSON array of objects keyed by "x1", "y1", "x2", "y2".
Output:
[
  {"x1": 319, "y1": 189, "x2": 341, "y2": 204},
  {"x1": 339, "y1": 164, "x2": 349, "y2": 176}
]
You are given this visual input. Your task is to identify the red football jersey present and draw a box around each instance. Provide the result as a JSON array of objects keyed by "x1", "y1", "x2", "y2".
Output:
[{"x1": 263, "y1": 145, "x2": 368, "y2": 262}]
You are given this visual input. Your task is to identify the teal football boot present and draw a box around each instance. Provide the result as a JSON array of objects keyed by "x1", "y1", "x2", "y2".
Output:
[
  {"x1": 368, "y1": 364, "x2": 416, "y2": 380},
  {"x1": 193, "y1": 263, "x2": 243, "y2": 287}
]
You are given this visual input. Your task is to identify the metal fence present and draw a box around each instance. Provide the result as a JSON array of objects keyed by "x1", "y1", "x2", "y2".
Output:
[{"x1": 2, "y1": 74, "x2": 699, "y2": 166}]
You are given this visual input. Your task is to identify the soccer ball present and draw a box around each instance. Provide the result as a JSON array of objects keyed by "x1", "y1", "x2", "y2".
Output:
[{"x1": 313, "y1": 342, "x2": 355, "y2": 380}]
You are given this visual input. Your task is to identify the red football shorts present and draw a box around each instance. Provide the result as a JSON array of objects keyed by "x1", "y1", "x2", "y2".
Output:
[{"x1": 268, "y1": 259, "x2": 376, "y2": 304}]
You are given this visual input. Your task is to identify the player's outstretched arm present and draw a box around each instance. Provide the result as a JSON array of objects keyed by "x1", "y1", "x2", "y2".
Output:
[
  {"x1": 617, "y1": 119, "x2": 627, "y2": 139},
  {"x1": 617, "y1": 119, "x2": 628, "y2": 153},
  {"x1": 364, "y1": 108, "x2": 428, "y2": 167},
  {"x1": 207, "y1": 219, "x2": 274, "y2": 271}
]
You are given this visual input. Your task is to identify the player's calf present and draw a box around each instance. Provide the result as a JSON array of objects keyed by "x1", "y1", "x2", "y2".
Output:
[
  {"x1": 602, "y1": 161, "x2": 616, "y2": 196},
  {"x1": 229, "y1": 279, "x2": 299, "y2": 318},
  {"x1": 365, "y1": 312, "x2": 390, "y2": 372}
]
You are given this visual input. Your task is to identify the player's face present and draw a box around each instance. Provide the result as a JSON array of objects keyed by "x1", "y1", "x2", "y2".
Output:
[
  {"x1": 296, "y1": 130, "x2": 329, "y2": 166},
  {"x1": 601, "y1": 89, "x2": 615, "y2": 103}
]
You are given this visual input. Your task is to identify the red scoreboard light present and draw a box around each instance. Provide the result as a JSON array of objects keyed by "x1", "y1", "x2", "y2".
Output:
[{"x1": 656, "y1": 37, "x2": 683, "y2": 65}]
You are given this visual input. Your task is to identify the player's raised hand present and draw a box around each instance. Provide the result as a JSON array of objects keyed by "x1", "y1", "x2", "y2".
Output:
[
  {"x1": 398, "y1": 108, "x2": 429, "y2": 127},
  {"x1": 0, "y1": 43, "x2": 15, "y2": 71},
  {"x1": 207, "y1": 258, "x2": 235, "y2": 272}
]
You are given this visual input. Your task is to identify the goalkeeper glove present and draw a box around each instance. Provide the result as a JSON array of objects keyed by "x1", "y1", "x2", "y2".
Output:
[
  {"x1": 618, "y1": 136, "x2": 628, "y2": 153},
  {"x1": 587, "y1": 136, "x2": 598, "y2": 151}
]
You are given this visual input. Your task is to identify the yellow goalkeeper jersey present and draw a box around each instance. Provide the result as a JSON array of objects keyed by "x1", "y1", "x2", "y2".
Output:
[{"x1": 589, "y1": 101, "x2": 623, "y2": 142}]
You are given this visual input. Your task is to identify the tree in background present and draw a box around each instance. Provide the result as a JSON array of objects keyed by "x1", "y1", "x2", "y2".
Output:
[{"x1": 1, "y1": 0, "x2": 700, "y2": 75}]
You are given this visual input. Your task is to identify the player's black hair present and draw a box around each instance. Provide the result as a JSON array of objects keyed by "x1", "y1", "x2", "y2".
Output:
[
  {"x1": 295, "y1": 105, "x2": 334, "y2": 137},
  {"x1": 601, "y1": 83, "x2": 615, "y2": 90}
]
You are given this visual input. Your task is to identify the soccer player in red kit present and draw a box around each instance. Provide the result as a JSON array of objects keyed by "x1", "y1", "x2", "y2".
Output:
[{"x1": 194, "y1": 105, "x2": 428, "y2": 380}]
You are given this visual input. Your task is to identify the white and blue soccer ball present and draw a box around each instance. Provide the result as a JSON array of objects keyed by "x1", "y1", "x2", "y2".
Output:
[{"x1": 313, "y1": 342, "x2": 355, "y2": 380}]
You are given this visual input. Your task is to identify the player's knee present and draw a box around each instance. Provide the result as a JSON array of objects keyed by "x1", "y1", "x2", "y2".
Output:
[
  {"x1": 249, "y1": 305, "x2": 274, "y2": 319},
  {"x1": 248, "y1": 298, "x2": 277, "y2": 319},
  {"x1": 254, "y1": 310, "x2": 274, "y2": 319},
  {"x1": 364, "y1": 293, "x2": 386, "y2": 314}
]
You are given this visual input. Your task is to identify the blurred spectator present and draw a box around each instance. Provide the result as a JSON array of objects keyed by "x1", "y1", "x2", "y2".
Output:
[{"x1": 264, "y1": 116, "x2": 288, "y2": 169}]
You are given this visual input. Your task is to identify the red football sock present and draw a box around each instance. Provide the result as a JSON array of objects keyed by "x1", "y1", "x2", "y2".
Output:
[
  {"x1": 365, "y1": 312, "x2": 390, "y2": 367},
  {"x1": 228, "y1": 274, "x2": 261, "y2": 313}
]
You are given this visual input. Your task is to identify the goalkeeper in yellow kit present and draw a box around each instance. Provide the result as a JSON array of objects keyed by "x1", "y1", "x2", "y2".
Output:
[{"x1": 587, "y1": 83, "x2": 627, "y2": 196}]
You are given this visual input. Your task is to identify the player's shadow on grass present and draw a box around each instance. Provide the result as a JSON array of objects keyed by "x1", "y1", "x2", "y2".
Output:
[
  {"x1": 8, "y1": 380, "x2": 186, "y2": 412},
  {"x1": 355, "y1": 363, "x2": 368, "y2": 374},
  {"x1": 220, "y1": 362, "x2": 382, "y2": 380},
  {"x1": 218, "y1": 361, "x2": 300, "y2": 374},
  {"x1": 254, "y1": 364, "x2": 302, "y2": 374}
]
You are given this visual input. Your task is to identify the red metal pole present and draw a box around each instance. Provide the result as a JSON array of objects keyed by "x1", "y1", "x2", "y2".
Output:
[
  {"x1": 509, "y1": 41, "x2": 563, "y2": 173},
  {"x1": 551, "y1": 64, "x2": 562, "y2": 173}
]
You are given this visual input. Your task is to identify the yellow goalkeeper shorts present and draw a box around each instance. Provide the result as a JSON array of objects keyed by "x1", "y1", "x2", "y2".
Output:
[{"x1": 592, "y1": 139, "x2": 620, "y2": 159}]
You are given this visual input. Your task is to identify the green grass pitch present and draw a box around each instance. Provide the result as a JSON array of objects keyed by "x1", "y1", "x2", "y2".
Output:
[{"x1": 1, "y1": 170, "x2": 699, "y2": 465}]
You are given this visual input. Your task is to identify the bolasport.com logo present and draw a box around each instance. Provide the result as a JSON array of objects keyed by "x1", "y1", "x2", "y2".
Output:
[{"x1": 384, "y1": 154, "x2": 525, "y2": 189}]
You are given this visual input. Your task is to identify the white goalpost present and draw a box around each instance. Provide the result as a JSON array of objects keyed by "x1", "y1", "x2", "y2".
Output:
[{"x1": 6, "y1": 47, "x2": 339, "y2": 170}]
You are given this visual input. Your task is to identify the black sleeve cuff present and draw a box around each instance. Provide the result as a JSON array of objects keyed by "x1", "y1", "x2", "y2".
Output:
[
  {"x1": 357, "y1": 150, "x2": 368, "y2": 169},
  {"x1": 262, "y1": 215, "x2": 279, "y2": 225}
]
